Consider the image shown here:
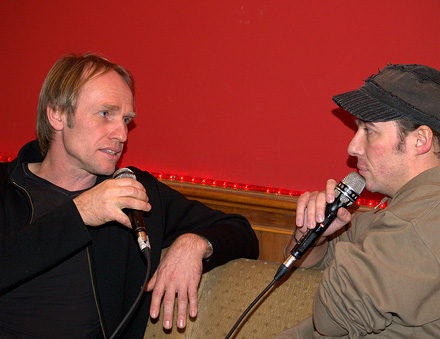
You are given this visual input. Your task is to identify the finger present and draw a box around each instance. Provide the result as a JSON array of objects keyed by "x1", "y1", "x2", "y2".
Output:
[
  {"x1": 176, "y1": 289, "x2": 188, "y2": 329},
  {"x1": 314, "y1": 191, "x2": 328, "y2": 224},
  {"x1": 336, "y1": 207, "x2": 352, "y2": 224},
  {"x1": 325, "y1": 179, "x2": 338, "y2": 203},
  {"x1": 162, "y1": 288, "x2": 177, "y2": 330},
  {"x1": 113, "y1": 209, "x2": 132, "y2": 228},
  {"x1": 322, "y1": 207, "x2": 352, "y2": 237},
  {"x1": 110, "y1": 178, "x2": 150, "y2": 205},
  {"x1": 112, "y1": 177, "x2": 146, "y2": 192},
  {"x1": 306, "y1": 193, "x2": 318, "y2": 228},
  {"x1": 187, "y1": 284, "x2": 199, "y2": 319},
  {"x1": 146, "y1": 272, "x2": 157, "y2": 292},
  {"x1": 296, "y1": 192, "x2": 310, "y2": 227},
  {"x1": 117, "y1": 196, "x2": 151, "y2": 214},
  {"x1": 148, "y1": 275, "x2": 163, "y2": 320}
]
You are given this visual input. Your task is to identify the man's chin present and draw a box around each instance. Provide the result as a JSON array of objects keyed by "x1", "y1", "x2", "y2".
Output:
[
  {"x1": 365, "y1": 180, "x2": 383, "y2": 194},
  {"x1": 92, "y1": 166, "x2": 118, "y2": 177}
]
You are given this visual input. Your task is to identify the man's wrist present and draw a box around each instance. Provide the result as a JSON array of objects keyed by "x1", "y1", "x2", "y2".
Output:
[
  {"x1": 204, "y1": 238, "x2": 214, "y2": 258},
  {"x1": 198, "y1": 236, "x2": 213, "y2": 259}
]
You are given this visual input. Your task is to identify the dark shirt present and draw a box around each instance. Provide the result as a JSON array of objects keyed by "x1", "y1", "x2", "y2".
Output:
[{"x1": 0, "y1": 164, "x2": 101, "y2": 338}]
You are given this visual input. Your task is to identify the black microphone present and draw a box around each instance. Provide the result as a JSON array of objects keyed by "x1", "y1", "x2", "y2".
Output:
[
  {"x1": 274, "y1": 172, "x2": 366, "y2": 281},
  {"x1": 112, "y1": 168, "x2": 151, "y2": 254}
]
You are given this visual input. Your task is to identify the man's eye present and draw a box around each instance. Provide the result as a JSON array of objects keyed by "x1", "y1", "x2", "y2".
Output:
[
  {"x1": 123, "y1": 115, "x2": 135, "y2": 125},
  {"x1": 99, "y1": 111, "x2": 109, "y2": 118}
]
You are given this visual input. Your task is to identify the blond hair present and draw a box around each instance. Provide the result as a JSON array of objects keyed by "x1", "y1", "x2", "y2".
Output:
[{"x1": 36, "y1": 53, "x2": 135, "y2": 156}]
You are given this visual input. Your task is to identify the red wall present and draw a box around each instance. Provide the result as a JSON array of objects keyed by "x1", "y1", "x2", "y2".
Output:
[{"x1": 1, "y1": 1, "x2": 440, "y2": 194}]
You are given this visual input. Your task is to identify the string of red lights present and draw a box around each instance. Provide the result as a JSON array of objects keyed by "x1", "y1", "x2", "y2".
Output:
[
  {"x1": 152, "y1": 172, "x2": 386, "y2": 209},
  {"x1": 0, "y1": 155, "x2": 385, "y2": 208},
  {"x1": 0, "y1": 156, "x2": 14, "y2": 162}
]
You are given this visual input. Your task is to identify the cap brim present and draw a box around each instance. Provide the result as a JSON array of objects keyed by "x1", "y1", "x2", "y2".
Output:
[{"x1": 332, "y1": 88, "x2": 405, "y2": 122}]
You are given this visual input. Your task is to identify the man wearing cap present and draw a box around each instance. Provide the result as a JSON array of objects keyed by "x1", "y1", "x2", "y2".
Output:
[{"x1": 275, "y1": 64, "x2": 440, "y2": 338}]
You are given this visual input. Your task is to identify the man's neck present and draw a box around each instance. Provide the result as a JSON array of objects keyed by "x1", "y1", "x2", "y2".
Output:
[{"x1": 28, "y1": 159, "x2": 97, "y2": 192}]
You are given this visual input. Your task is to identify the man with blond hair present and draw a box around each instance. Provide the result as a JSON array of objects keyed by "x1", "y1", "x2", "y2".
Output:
[{"x1": 0, "y1": 53, "x2": 258, "y2": 338}]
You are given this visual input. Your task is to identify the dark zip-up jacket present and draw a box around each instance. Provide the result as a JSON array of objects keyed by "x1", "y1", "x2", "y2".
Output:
[{"x1": 0, "y1": 140, "x2": 259, "y2": 338}]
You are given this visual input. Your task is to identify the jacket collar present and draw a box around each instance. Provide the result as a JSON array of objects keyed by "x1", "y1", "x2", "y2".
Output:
[
  {"x1": 9, "y1": 140, "x2": 112, "y2": 187},
  {"x1": 392, "y1": 166, "x2": 440, "y2": 203}
]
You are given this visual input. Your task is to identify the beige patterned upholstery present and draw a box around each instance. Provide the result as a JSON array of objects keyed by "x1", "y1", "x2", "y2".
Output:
[{"x1": 145, "y1": 258, "x2": 322, "y2": 338}]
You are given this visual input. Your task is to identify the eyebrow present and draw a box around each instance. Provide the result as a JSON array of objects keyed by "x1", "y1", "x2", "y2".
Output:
[
  {"x1": 126, "y1": 112, "x2": 137, "y2": 120},
  {"x1": 102, "y1": 104, "x2": 136, "y2": 119},
  {"x1": 355, "y1": 119, "x2": 364, "y2": 127},
  {"x1": 355, "y1": 119, "x2": 376, "y2": 127}
]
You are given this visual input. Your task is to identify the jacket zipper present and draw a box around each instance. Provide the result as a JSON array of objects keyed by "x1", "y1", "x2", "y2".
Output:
[
  {"x1": 12, "y1": 181, "x2": 35, "y2": 223},
  {"x1": 87, "y1": 247, "x2": 108, "y2": 338}
]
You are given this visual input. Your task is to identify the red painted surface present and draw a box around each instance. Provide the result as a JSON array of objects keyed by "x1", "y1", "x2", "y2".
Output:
[{"x1": 1, "y1": 1, "x2": 439, "y2": 197}]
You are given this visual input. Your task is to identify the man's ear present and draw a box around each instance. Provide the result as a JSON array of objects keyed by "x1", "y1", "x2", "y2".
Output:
[
  {"x1": 47, "y1": 105, "x2": 64, "y2": 131},
  {"x1": 415, "y1": 125, "x2": 434, "y2": 154}
]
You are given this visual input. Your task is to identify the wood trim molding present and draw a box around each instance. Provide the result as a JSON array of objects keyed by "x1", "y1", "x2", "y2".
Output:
[{"x1": 161, "y1": 179, "x2": 373, "y2": 262}]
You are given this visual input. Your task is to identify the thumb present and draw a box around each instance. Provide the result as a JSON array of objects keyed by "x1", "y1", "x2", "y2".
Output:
[
  {"x1": 145, "y1": 272, "x2": 157, "y2": 292},
  {"x1": 337, "y1": 207, "x2": 352, "y2": 224}
]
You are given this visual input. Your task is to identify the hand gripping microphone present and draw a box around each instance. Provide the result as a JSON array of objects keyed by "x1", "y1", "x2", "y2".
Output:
[
  {"x1": 110, "y1": 168, "x2": 151, "y2": 339},
  {"x1": 225, "y1": 172, "x2": 366, "y2": 339},
  {"x1": 112, "y1": 168, "x2": 151, "y2": 254},
  {"x1": 274, "y1": 172, "x2": 366, "y2": 281}
]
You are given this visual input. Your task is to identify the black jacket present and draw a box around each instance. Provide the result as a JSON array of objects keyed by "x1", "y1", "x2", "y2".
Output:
[{"x1": 0, "y1": 140, "x2": 259, "y2": 338}]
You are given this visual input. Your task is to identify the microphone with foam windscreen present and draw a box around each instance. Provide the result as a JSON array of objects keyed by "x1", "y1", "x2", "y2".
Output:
[
  {"x1": 112, "y1": 168, "x2": 151, "y2": 254},
  {"x1": 274, "y1": 172, "x2": 366, "y2": 281}
]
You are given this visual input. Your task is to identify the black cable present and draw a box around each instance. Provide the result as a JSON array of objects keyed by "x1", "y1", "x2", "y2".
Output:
[
  {"x1": 225, "y1": 173, "x2": 366, "y2": 338},
  {"x1": 224, "y1": 278, "x2": 277, "y2": 339},
  {"x1": 109, "y1": 247, "x2": 151, "y2": 339},
  {"x1": 225, "y1": 253, "x2": 296, "y2": 339}
]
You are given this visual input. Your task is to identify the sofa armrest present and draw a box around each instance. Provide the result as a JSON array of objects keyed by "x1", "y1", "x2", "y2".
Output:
[{"x1": 145, "y1": 258, "x2": 322, "y2": 338}]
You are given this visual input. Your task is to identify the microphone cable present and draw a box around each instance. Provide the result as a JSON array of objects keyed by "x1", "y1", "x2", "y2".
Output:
[
  {"x1": 109, "y1": 168, "x2": 153, "y2": 339},
  {"x1": 225, "y1": 172, "x2": 365, "y2": 339},
  {"x1": 224, "y1": 277, "x2": 278, "y2": 339},
  {"x1": 224, "y1": 255, "x2": 296, "y2": 339},
  {"x1": 109, "y1": 246, "x2": 151, "y2": 339}
]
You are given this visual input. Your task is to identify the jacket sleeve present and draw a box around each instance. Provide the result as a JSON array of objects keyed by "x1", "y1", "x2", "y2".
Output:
[
  {"x1": 0, "y1": 199, "x2": 92, "y2": 294},
  {"x1": 145, "y1": 172, "x2": 259, "y2": 270},
  {"x1": 312, "y1": 211, "x2": 440, "y2": 337}
]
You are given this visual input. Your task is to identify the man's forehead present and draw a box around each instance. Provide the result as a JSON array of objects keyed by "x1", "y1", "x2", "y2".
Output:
[
  {"x1": 355, "y1": 119, "x2": 371, "y2": 126},
  {"x1": 355, "y1": 119, "x2": 399, "y2": 129}
]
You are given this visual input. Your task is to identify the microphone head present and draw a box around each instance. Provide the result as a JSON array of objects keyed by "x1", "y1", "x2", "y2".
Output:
[
  {"x1": 336, "y1": 172, "x2": 366, "y2": 206},
  {"x1": 113, "y1": 167, "x2": 137, "y2": 180}
]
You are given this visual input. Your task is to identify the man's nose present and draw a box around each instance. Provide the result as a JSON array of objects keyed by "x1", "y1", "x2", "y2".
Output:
[{"x1": 110, "y1": 119, "x2": 128, "y2": 142}]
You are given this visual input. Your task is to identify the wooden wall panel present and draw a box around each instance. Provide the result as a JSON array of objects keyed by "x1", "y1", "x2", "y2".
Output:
[{"x1": 162, "y1": 179, "x2": 372, "y2": 263}]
